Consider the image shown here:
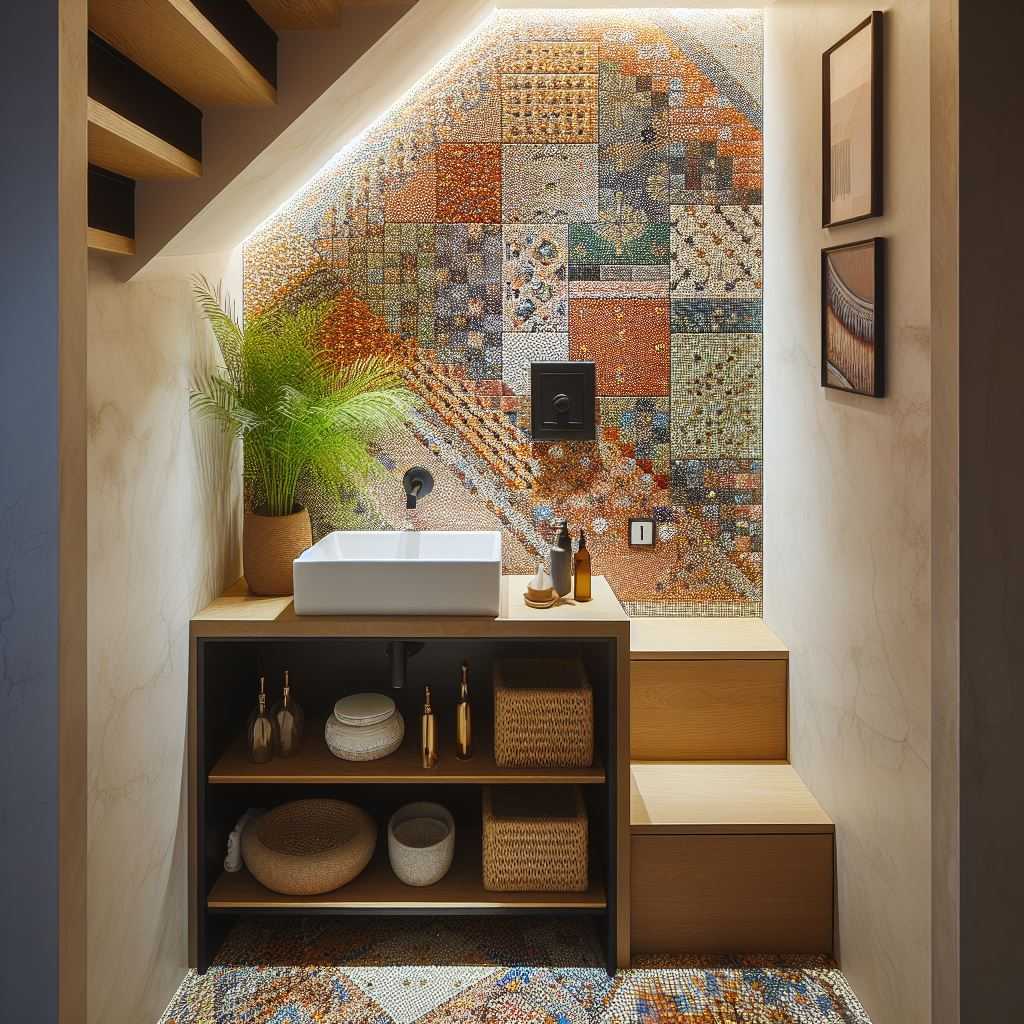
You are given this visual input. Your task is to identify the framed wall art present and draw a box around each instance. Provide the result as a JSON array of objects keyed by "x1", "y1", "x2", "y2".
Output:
[
  {"x1": 821, "y1": 238, "x2": 885, "y2": 397},
  {"x1": 822, "y1": 11, "x2": 883, "y2": 227}
]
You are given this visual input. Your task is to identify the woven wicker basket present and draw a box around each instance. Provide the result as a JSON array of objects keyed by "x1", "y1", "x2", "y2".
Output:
[
  {"x1": 481, "y1": 785, "x2": 588, "y2": 892},
  {"x1": 493, "y1": 657, "x2": 593, "y2": 768},
  {"x1": 242, "y1": 798, "x2": 376, "y2": 895},
  {"x1": 243, "y1": 506, "x2": 312, "y2": 596}
]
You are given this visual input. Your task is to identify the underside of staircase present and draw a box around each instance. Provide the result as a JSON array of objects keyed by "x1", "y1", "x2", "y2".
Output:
[{"x1": 86, "y1": 0, "x2": 414, "y2": 261}]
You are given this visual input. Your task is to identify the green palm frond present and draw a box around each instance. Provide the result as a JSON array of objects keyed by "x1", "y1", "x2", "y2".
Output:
[
  {"x1": 190, "y1": 279, "x2": 417, "y2": 517},
  {"x1": 193, "y1": 277, "x2": 246, "y2": 380}
]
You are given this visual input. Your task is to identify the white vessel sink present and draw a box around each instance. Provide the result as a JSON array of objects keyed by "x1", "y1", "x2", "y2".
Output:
[{"x1": 293, "y1": 530, "x2": 502, "y2": 616}]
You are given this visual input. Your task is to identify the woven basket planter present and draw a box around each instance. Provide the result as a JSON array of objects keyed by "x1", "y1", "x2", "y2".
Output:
[
  {"x1": 482, "y1": 785, "x2": 588, "y2": 892},
  {"x1": 493, "y1": 657, "x2": 593, "y2": 768},
  {"x1": 242, "y1": 798, "x2": 376, "y2": 895},
  {"x1": 243, "y1": 506, "x2": 312, "y2": 596}
]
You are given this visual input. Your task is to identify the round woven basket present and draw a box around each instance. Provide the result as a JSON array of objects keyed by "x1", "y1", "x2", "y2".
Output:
[{"x1": 242, "y1": 798, "x2": 376, "y2": 895}]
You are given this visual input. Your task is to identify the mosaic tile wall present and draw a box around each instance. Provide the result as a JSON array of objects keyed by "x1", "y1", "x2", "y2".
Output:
[{"x1": 243, "y1": 10, "x2": 763, "y2": 616}]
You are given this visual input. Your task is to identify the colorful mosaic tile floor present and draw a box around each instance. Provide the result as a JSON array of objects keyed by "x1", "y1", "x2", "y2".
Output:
[{"x1": 159, "y1": 918, "x2": 871, "y2": 1024}]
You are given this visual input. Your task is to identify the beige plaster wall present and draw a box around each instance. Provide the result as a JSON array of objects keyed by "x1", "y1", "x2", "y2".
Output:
[
  {"x1": 762, "y1": 3, "x2": 931, "y2": 1022},
  {"x1": 86, "y1": 252, "x2": 242, "y2": 1024},
  {"x1": 929, "y1": 0, "x2": 958, "y2": 1019}
]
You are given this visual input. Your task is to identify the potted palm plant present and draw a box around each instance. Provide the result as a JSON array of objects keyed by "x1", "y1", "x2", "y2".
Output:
[{"x1": 191, "y1": 278, "x2": 414, "y2": 596}]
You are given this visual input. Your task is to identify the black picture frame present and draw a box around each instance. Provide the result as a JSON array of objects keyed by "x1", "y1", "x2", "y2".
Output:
[
  {"x1": 821, "y1": 237, "x2": 885, "y2": 398},
  {"x1": 822, "y1": 11, "x2": 883, "y2": 228}
]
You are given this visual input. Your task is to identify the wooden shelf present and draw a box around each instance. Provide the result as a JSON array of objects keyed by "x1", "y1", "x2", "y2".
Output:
[
  {"x1": 630, "y1": 763, "x2": 834, "y2": 835},
  {"x1": 88, "y1": 98, "x2": 201, "y2": 180},
  {"x1": 210, "y1": 718, "x2": 605, "y2": 785},
  {"x1": 87, "y1": 227, "x2": 135, "y2": 255},
  {"x1": 89, "y1": 0, "x2": 276, "y2": 108},
  {"x1": 208, "y1": 832, "x2": 606, "y2": 911}
]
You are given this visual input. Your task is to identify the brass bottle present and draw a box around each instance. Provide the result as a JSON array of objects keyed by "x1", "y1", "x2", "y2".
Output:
[
  {"x1": 421, "y1": 685, "x2": 438, "y2": 769},
  {"x1": 573, "y1": 528, "x2": 592, "y2": 602},
  {"x1": 456, "y1": 661, "x2": 473, "y2": 760},
  {"x1": 247, "y1": 677, "x2": 278, "y2": 763},
  {"x1": 272, "y1": 670, "x2": 305, "y2": 757}
]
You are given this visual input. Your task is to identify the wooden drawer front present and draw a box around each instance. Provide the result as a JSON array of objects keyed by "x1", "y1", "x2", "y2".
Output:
[
  {"x1": 630, "y1": 834, "x2": 833, "y2": 955},
  {"x1": 630, "y1": 659, "x2": 787, "y2": 761}
]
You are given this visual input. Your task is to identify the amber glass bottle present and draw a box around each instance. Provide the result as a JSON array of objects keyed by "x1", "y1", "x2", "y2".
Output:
[{"x1": 573, "y1": 529, "x2": 592, "y2": 602}]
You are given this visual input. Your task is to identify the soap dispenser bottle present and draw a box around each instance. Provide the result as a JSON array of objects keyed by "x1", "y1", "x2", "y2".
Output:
[
  {"x1": 247, "y1": 677, "x2": 278, "y2": 763},
  {"x1": 421, "y1": 685, "x2": 438, "y2": 769},
  {"x1": 271, "y1": 670, "x2": 304, "y2": 757},
  {"x1": 550, "y1": 520, "x2": 573, "y2": 597},
  {"x1": 455, "y1": 661, "x2": 473, "y2": 760}
]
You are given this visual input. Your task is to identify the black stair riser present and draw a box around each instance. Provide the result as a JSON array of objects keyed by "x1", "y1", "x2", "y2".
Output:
[
  {"x1": 192, "y1": 0, "x2": 278, "y2": 89},
  {"x1": 88, "y1": 165, "x2": 135, "y2": 239},
  {"x1": 89, "y1": 32, "x2": 202, "y2": 160}
]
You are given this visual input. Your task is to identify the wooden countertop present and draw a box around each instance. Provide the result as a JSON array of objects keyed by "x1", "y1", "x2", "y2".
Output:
[
  {"x1": 192, "y1": 578, "x2": 788, "y2": 658},
  {"x1": 192, "y1": 574, "x2": 629, "y2": 640},
  {"x1": 630, "y1": 616, "x2": 788, "y2": 659},
  {"x1": 630, "y1": 763, "x2": 833, "y2": 835}
]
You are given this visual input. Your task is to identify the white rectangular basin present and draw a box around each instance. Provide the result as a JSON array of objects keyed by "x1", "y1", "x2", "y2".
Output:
[{"x1": 292, "y1": 530, "x2": 502, "y2": 616}]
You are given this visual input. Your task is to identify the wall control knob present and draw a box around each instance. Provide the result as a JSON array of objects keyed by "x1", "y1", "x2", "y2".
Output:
[{"x1": 552, "y1": 393, "x2": 571, "y2": 414}]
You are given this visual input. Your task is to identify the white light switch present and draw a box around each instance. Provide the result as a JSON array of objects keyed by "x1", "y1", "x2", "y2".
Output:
[{"x1": 629, "y1": 518, "x2": 655, "y2": 547}]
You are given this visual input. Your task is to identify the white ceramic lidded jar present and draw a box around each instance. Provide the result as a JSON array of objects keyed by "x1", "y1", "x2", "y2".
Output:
[{"x1": 325, "y1": 692, "x2": 405, "y2": 761}]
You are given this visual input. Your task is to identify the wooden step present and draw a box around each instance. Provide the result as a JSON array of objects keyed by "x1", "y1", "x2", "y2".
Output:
[
  {"x1": 88, "y1": 165, "x2": 135, "y2": 255},
  {"x1": 88, "y1": 99, "x2": 201, "y2": 180},
  {"x1": 629, "y1": 763, "x2": 834, "y2": 956},
  {"x1": 630, "y1": 617, "x2": 789, "y2": 661},
  {"x1": 631, "y1": 658, "x2": 788, "y2": 761},
  {"x1": 247, "y1": 0, "x2": 344, "y2": 30},
  {"x1": 630, "y1": 763, "x2": 832, "y2": 835},
  {"x1": 88, "y1": 32, "x2": 203, "y2": 180},
  {"x1": 87, "y1": 227, "x2": 135, "y2": 256},
  {"x1": 630, "y1": 619, "x2": 789, "y2": 762},
  {"x1": 89, "y1": 0, "x2": 277, "y2": 108}
]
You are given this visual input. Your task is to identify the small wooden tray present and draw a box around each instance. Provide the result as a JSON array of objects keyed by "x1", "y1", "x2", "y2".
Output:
[{"x1": 523, "y1": 591, "x2": 576, "y2": 610}]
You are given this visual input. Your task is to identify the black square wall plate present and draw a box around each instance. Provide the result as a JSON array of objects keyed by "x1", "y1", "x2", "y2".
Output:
[{"x1": 530, "y1": 361, "x2": 596, "y2": 441}]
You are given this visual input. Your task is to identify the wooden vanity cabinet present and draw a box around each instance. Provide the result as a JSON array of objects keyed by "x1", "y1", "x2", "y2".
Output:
[{"x1": 188, "y1": 576, "x2": 631, "y2": 973}]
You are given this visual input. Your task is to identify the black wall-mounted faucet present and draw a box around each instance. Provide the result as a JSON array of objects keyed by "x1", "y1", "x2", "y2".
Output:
[{"x1": 402, "y1": 467, "x2": 434, "y2": 510}]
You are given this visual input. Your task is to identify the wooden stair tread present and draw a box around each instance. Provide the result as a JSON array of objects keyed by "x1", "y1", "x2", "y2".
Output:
[
  {"x1": 87, "y1": 227, "x2": 135, "y2": 255},
  {"x1": 247, "y1": 0, "x2": 345, "y2": 30},
  {"x1": 630, "y1": 763, "x2": 833, "y2": 835},
  {"x1": 630, "y1": 617, "x2": 788, "y2": 660},
  {"x1": 89, "y1": 0, "x2": 276, "y2": 108},
  {"x1": 88, "y1": 99, "x2": 201, "y2": 180}
]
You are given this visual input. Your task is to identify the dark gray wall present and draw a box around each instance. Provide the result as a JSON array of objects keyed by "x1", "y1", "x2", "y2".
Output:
[
  {"x1": 0, "y1": 4, "x2": 62, "y2": 1019},
  {"x1": 959, "y1": 1, "x2": 1024, "y2": 1015}
]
